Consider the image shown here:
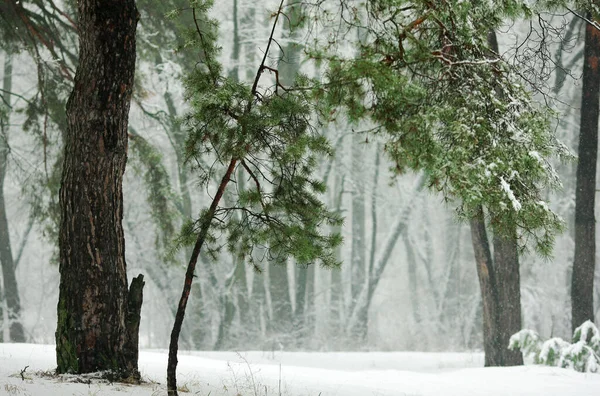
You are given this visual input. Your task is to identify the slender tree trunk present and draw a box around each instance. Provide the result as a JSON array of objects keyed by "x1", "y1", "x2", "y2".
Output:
[
  {"x1": 572, "y1": 12, "x2": 600, "y2": 331},
  {"x1": 267, "y1": 260, "x2": 293, "y2": 335},
  {"x1": 56, "y1": 0, "x2": 143, "y2": 376},
  {"x1": 163, "y1": 93, "x2": 206, "y2": 349},
  {"x1": 346, "y1": 176, "x2": 421, "y2": 338},
  {"x1": 0, "y1": 282, "x2": 3, "y2": 342},
  {"x1": 293, "y1": 264, "x2": 312, "y2": 342},
  {"x1": 349, "y1": 134, "x2": 367, "y2": 339},
  {"x1": 349, "y1": 145, "x2": 381, "y2": 341},
  {"x1": 404, "y1": 234, "x2": 420, "y2": 325},
  {"x1": 0, "y1": 55, "x2": 25, "y2": 343},
  {"x1": 329, "y1": 172, "x2": 345, "y2": 340},
  {"x1": 214, "y1": 254, "x2": 247, "y2": 350},
  {"x1": 167, "y1": 159, "x2": 236, "y2": 395}
]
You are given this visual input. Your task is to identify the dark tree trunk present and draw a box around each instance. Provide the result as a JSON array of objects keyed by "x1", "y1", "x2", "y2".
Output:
[
  {"x1": 488, "y1": 28, "x2": 524, "y2": 364},
  {"x1": 0, "y1": 55, "x2": 26, "y2": 343},
  {"x1": 469, "y1": 31, "x2": 524, "y2": 367},
  {"x1": 56, "y1": 0, "x2": 142, "y2": 377},
  {"x1": 492, "y1": 230, "x2": 523, "y2": 366},
  {"x1": 470, "y1": 207, "x2": 502, "y2": 366},
  {"x1": 572, "y1": 13, "x2": 600, "y2": 331}
]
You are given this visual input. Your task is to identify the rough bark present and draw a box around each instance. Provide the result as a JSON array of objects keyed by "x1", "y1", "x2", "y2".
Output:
[
  {"x1": 0, "y1": 55, "x2": 25, "y2": 343},
  {"x1": 572, "y1": 13, "x2": 600, "y2": 331},
  {"x1": 56, "y1": 0, "x2": 142, "y2": 376}
]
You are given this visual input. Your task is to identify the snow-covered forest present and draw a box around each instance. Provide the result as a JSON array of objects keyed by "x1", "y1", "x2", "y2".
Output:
[{"x1": 1, "y1": 0, "x2": 600, "y2": 394}]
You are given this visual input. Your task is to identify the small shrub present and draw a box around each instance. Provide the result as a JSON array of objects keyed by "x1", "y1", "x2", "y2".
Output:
[{"x1": 509, "y1": 320, "x2": 600, "y2": 373}]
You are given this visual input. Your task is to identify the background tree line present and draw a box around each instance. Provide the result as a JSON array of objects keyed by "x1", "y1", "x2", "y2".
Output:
[{"x1": 0, "y1": 0, "x2": 598, "y2": 377}]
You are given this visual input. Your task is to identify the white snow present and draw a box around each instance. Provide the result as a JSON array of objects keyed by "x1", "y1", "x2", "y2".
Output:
[
  {"x1": 500, "y1": 176, "x2": 522, "y2": 211},
  {"x1": 2, "y1": 344, "x2": 600, "y2": 395}
]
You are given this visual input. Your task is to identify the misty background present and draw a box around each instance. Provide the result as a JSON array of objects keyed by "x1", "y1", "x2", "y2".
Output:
[{"x1": 0, "y1": 1, "x2": 595, "y2": 352}]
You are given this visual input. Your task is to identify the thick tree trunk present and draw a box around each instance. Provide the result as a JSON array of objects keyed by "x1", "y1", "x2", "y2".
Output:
[
  {"x1": 0, "y1": 55, "x2": 25, "y2": 343},
  {"x1": 572, "y1": 13, "x2": 600, "y2": 331},
  {"x1": 469, "y1": 207, "x2": 502, "y2": 366},
  {"x1": 469, "y1": 31, "x2": 523, "y2": 367},
  {"x1": 492, "y1": 230, "x2": 523, "y2": 366},
  {"x1": 56, "y1": 0, "x2": 142, "y2": 376}
]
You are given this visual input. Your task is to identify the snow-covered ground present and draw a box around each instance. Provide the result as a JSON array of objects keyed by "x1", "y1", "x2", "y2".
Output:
[{"x1": 1, "y1": 344, "x2": 600, "y2": 395}]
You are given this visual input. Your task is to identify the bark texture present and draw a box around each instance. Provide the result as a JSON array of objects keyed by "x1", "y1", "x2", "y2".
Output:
[
  {"x1": 492, "y1": 230, "x2": 523, "y2": 366},
  {"x1": 572, "y1": 13, "x2": 600, "y2": 331},
  {"x1": 56, "y1": 0, "x2": 142, "y2": 376}
]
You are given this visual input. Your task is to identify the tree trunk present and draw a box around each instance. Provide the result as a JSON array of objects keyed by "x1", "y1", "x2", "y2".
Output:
[
  {"x1": 167, "y1": 159, "x2": 237, "y2": 395},
  {"x1": 267, "y1": 260, "x2": 293, "y2": 335},
  {"x1": 329, "y1": 172, "x2": 345, "y2": 340},
  {"x1": 293, "y1": 264, "x2": 313, "y2": 343},
  {"x1": 0, "y1": 55, "x2": 26, "y2": 343},
  {"x1": 469, "y1": 31, "x2": 524, "y2": 367},
  {"x1": 488, "y1": 29, "x2": 523, "y2": 365},
  {"x1": 470, "y1": 207, "x2": 501, "y2": 366},
  {"x1": 405, "y1": 234, "x2": 420, "y2": 327},
  {"x1": 214, "y1": 252, "x2": 246, "y2": 350},
  {"x1": 492, "y1": 229, "x2": 523, "y2": 366},
  {"x1": 572, "y1": 12, "x2": 600, "y2": 331},
  {"x1": 349, "y1": 134, "x2": 367, "y2": 339},
  {"x1": 56, "y1": 0, "x2": 142, "y2": 377}
]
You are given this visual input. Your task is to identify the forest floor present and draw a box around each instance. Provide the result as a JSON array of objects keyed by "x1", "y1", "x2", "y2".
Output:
[{"x1": 1, "y1": 343, "x2": 599, "y2": 395}]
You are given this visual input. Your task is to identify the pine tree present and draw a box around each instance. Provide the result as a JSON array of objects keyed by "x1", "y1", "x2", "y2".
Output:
[
  {"x1": 56, "y1": 0, "x2": 144, "y2": 377},
  {"x1": 312, "y1": 0, "x2": 569, "y2": 261},
  {"x1": 572, "y1": 10, "x2": 600, "y2": 332},
  {"x1": 166, "y1": 1, "x2": 341, "y2": 393}
]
